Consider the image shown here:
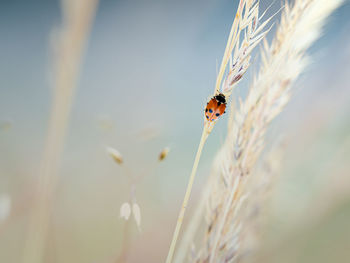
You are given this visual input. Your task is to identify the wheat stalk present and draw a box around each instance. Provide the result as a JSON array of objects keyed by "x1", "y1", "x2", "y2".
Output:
[
  {"x1": 193, "y1": 0, "x2": 343, "y2": 262},
  {"x1": 165, "y1": 1, "x2": 273, "y2": 262},
  {"x1": 21, "y1": 1, "x2": 98, "y2": 262}
]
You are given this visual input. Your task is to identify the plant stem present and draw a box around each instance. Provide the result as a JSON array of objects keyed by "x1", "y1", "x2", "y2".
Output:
[
  {"x1": 165, "y1": 129, "x2": 209, "y2": 263},
  {"x1": 173, "y1": 180, "x2": 211, "y2": 263},
  {"x1": 116, "y1": 219, "x2": 131, "y2": 263},
  {"x1": 21, "y1": 1, "x2": 98, "y2": 262}
]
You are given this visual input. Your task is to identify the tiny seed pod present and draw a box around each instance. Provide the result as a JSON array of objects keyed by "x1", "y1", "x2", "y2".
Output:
[
  {"x1": 132, "y1": 203, "x2": 141, "y2": 231},
  {"x1": 106, "y1": 147, "x2": 123, "y2": 165},
  {"x1": 159, "y1": 147, "x2": 170, "y2": 161},
  {"x1": 120, "y1": 202, "x2": 131, "y2": 220}
]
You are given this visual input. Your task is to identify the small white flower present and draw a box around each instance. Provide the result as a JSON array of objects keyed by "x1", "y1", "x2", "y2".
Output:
[
  {"x1": 120, "y1": 202, "x2": 131, "y2": 220},
  {"x1": 132, "y1": 203, "x2": 141, "y2": 231},
  {"x1": 0, "y1": 194, "x2": 11, "y2": 222}
]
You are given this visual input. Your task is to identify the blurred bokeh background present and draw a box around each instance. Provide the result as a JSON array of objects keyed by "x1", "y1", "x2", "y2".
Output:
[{"x1": 0, "y1": 0, "x2": 349, "y2": 262}]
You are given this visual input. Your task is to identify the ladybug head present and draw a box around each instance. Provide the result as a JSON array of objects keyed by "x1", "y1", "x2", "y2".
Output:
[{"x1": 214, "y1": 93, "x2": 226, "y2": 104}]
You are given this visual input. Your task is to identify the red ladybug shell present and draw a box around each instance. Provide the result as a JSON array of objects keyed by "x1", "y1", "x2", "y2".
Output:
[{"x1": 205, "y1": 93, "x2": 226, "y2": 122}]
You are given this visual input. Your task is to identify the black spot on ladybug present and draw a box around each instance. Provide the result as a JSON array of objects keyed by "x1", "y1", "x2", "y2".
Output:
[
  {"x1": 209, "y1": 109, "x2": 213, "y2": 113},
  {"x1": 215, "y1": 113, "x2": 220, "y2": 117},
  {"x1": 205, "y1": 109, "x2": 208, "y2": 112},
  {"x1": 206, "y1": 115, "x2": 209, "y2": 119}
]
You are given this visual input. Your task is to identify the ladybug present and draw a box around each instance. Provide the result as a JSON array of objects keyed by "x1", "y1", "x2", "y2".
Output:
[{"x1": 205, "y1": 93, "x2": 226, "y2": 122}]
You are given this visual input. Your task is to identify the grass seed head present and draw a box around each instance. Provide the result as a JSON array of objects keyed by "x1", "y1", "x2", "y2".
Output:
[
  {"x1": 195, "y1": 0, "x2": 344, "y2": 262},
  {"x1": 106, "y1": 147, "x2": 123, "y2": 165},
  {"x1": 159, "y1": 147, "x2": 170, "y2": 161},
  {"x1": 204, "y1": 0, "x2": 273, "y2": 133},
  {"x1": 120, "y1": 202, "x2": 131, "y2": 220},
  {"x1": 132, "y1": 203, "x2": 142, "y2": 231}
]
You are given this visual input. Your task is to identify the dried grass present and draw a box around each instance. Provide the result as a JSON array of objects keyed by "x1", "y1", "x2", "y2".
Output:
[
  {"x1": 166, "y1": 2, "x2": 273, "y2": 262},
  {"x1": 192, "y1": 0, "x2": 343, "y2": 262},
  {"x1": 21, "y1": 1, "x2": 99, "y2": 262}
]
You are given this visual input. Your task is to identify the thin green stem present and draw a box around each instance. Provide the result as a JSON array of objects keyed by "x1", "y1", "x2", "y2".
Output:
[{"x1": 165, "y1": 129, "x2": 209, "y2": 263}]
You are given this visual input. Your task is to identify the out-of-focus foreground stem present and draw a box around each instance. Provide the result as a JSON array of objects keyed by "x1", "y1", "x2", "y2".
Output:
[{"x1": 22, "y1": 1, "x2": 99, "y2": 263}]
